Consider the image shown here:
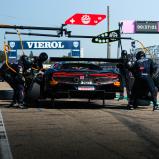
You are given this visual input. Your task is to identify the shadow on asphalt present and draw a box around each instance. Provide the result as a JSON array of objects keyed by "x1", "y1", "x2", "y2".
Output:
[
  {"x1": 0, "y1": 92, "x2": 127, "y2": 110},
  {"x1": 28, "y1": 100, "x2": 128, "y2": 110},
  {"x1": 0, "y1": 90, "x2": 130, "y2": 110},
  {"x1": 30, "y1": 100, "x2": 105, "y2": 109},
  {"x1": 25, "y1": 98, "x2": 151, "y2": 110}
]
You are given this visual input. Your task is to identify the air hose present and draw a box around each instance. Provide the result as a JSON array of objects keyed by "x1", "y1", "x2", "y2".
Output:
[
  {"x1": 3, "y1": 42, "x2": 16, "y2": 73},
  {"x1": 16, "y1": 29, "x2": 25, "y2": 56},
  {"x1": 2, "y1": 30, "x2": 24, "y2": 73},
  {"x1": 133, "y1": 39, "x2": 154, "y2": 59}
]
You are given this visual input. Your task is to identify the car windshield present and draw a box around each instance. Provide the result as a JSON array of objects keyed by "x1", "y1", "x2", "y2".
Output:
[{"x1": 52, "y1": 62, "x2": 119, "y2": 72}]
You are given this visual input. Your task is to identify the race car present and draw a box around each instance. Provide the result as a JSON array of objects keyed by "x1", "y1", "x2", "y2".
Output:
[{"x1": 42, "y1": 58, "x2": 123, "y2": 103}]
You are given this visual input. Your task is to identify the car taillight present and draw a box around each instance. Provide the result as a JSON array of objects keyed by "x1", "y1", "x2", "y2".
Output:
[
  {"x1": 50, "y1": 79, "x2": 58, "y2": 86},
  {"x1": 52, "y1": 72, "x2": 84, "y2": 77},
  {"x1": 113, "y1": 81, "x2": 120, "y2": 87},
  {"x1": 90, "y1": 73, "x2": 118, "y2": 78}
]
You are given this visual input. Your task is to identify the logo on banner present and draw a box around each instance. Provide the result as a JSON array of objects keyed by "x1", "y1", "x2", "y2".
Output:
[
  {"x1": 108, "y1": 31, "x2": 118, "y2": 41},
  {"x1": 9, "y1": 42, "x2": 15, "y2": 48},
  {"x1": 81, "y1": 15, "x2": 91, "y2": 24},
  {"x1": 73, "y1": 41, "x2": 79, "y2": 48}
]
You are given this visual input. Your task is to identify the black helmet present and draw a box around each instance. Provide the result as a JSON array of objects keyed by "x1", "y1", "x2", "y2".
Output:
[
  {"x1": 19, "y1": 55, "x2": 32, "y2": 69},
  {"x1": 136, "y1": 51, "x2": 145, "y2": 60},
  {"x1": 38, "y1": 52, "x2": 48, "y2": 62},
  {"x1": 19, "y1": 55, "x2": 28, "y2": 61},
  {"x1": 121, "y1": 50, "x2": 127, "y2": 58}
]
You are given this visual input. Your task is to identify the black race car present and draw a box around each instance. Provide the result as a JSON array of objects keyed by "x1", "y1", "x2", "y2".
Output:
[{"x1": 42, "y1": 60, "x2": 123, "y2": 103}]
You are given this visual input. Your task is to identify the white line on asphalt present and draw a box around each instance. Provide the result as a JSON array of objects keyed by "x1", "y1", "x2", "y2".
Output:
[{"x1": 0, "y1": 109, "x2": 13, "y2": 159}]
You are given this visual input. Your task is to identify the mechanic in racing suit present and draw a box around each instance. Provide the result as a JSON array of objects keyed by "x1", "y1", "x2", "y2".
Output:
[
  {"x1": 0, "y1": 52, "x2": 48, "y2": 108},
  {"x1": 117, "y1": 50, "x2": 132, "y2": 101},
  {"x1": 128, "y1": 51, "x2": 158, "y2": 110},
  {"x1": 20, "y1": 52, "x2": 48, "y2": 100},
  {"x1": 0, "y1": 60, "x2": 26, "y2": 109}
]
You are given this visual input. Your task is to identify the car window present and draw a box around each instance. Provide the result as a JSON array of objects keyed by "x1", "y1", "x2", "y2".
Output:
[{"x1": 60, "y1": 63, "x2": 102, "y2": 70}]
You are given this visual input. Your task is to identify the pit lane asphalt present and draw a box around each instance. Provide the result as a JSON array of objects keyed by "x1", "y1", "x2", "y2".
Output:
[{"x1": 1, "y1": 82, "x2": 159, "y2": 159}]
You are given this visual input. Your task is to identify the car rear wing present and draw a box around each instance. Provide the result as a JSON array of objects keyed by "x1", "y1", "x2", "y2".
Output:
[{"x1": 49, "y1": 57, "x2": 124, "y2": 63}]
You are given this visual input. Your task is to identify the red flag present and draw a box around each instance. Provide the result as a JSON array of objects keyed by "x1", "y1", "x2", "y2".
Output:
[{"x1": 65, "y1": 13, "x2": 106, "y2": 25}]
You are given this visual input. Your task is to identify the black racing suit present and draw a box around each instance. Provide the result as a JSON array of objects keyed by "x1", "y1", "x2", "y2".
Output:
[
  {"x1": 0, "y1": 62, "x2": 25, "y2": 106},
  {"x1": 24, "y1": 57, "x2": 44, "y2": 97},
  {"x1": 130, "y1": 57, "x2": 158, "y2": 107},
  {"x1": 0, "y1": 54, "x2": 47, "y2": 107},
  {"x1": 117, "y1": 58, "x2": 132, "y2": 100}
]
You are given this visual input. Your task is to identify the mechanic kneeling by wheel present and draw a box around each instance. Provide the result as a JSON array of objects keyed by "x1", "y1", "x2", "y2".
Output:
[
  {"x1": 0, "y1": 61, "x2": 27, "y2": 109},
  {"x1": 128, "y1": 51, "x2": 159, "y2": 111},
  {"x1": 0, "y1": 52, "x2": 48, "y2": 109}
]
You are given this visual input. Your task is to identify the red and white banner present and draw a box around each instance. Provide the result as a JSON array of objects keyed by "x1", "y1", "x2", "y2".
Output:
[{"x1": 65, "y1": 13, "x2": 106, "y2": 25}]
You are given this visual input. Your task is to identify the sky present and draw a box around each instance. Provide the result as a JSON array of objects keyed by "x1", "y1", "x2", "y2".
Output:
[{"x1": 0, "y1": 0, "x2": 159, "y2": 58}]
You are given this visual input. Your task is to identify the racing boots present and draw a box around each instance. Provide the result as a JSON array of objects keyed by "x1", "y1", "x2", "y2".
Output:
[
  {"x1": 126, "y1": 100, "x2": 137, "y2": 110},
  {"x1": 6, "y1": 101, "x2": 18, "y2": 108},
  {"x1": 18, "y1": 103, "x2": 27, "y2": 109},
  {"x1": 153, "y1": 104, "x2": 159, "y2": 111},
  {"x1": 118, "y1": 93, "x2": 124, "y2": 101},
  {"x1": 6, "y1": 101, "x2": 27, "y2": 109},
  {"x1": 126, "y1": 104, "x2": 135, "y2": 110},
  {"x1": 152, "y1": 99, "x2": 159, "y2": 111}
]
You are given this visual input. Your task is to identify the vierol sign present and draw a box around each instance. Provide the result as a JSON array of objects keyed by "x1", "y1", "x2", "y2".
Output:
[
  {"x1": 7, "y1": 40, "x2": 81, "y2": 61},
  {"x1": 8, "y1": 40, "x2": 80, "y2": 50}
]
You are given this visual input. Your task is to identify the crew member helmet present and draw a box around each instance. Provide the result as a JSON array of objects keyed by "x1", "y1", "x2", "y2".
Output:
[
  {"x1": 19, "y1": 55, "x2": 31, "y2": 67},
  {"x1": 136, "y1": 51, "x2": 145, "y2": 60},
  {"x1": 38, "y1": 52, "x2": 48, "y2": 62},
  {"x1": 19, "y1": 55, "x2": 28, "y2": 61},
  {"x1": 121, "y1": 50, "x2": 127, "y2": 58}
]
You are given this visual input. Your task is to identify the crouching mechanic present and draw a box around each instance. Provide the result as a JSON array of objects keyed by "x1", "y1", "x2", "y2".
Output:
[
  {"x1": 128, "y1": 51, "x2": 158, "y2": 111},
  {"x1": 0, "y1": 60, "x2": 26, "y2": 109},
  {"x1": 0, "y1": 52, "x2": 48, "y2": 108},
  {"x1": 22, "y1": 52, "x2": 48, "y2": 99}
]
